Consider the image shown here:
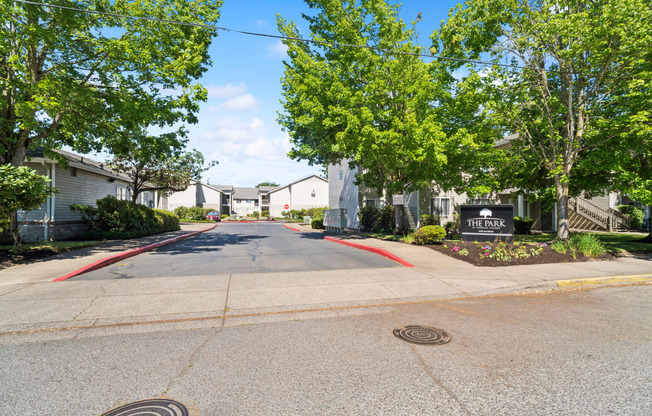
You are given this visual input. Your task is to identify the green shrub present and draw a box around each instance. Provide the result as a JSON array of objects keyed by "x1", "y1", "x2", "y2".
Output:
[
  {"x1": 618, "y1": 205, "x2": 644, "y2": 229},
  {"x1": 154, "y1": 209, "x2": 180, "y2": 232},
  {"x1": 221, "y1": 214, "x2": 229, "y2": 219},
  {"x1": 261, "y1": 211, "x2": 269, "y2": 217},
  {"x1": 311, "y1": 218, "x2": 324, "y2": 229},
  {"x1": 173, "y1": 206, "x2": 189, "y2": 219},
  {"x1": 551, "y1": 240, "x2": 569, "y2": 254},
  {"x1": 359, "y1": 206, "x2": 380, "y2": 231},
  {"x1": 570, "y1": 234, "x2": 605, "y2": 257},
  {"x1": 414, "y1": 225, "x2": 446, "y2": 245},
  {"x1": 378, "y1": 205, "x2": 395, "y2": 231},
  {"x1": 185, "y1": 206, "x2": 206, "y2": 221},
  {"x1": 252, "y1": 211, "x2": 260, "y2": 218},
  {"x1": 514, "y1": 217, "x2": 534, "y2": 234},
  {"x1": 420, "y1": 214, "x2": 440, "y2": 226}
]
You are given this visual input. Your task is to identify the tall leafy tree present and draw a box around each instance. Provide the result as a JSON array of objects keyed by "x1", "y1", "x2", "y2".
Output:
[
  {"x1": 109, "y1": 134, "x2": 217, "y2": 205},
  {"x1": 0, "y1": 0, "x2": 222, "y2": 167},
  {"x1": 277, "y1": 0, "x2": 497, "y2": 229},
  {"x1": 433, "y1": 0, "x2": 652, "y2": 239}
]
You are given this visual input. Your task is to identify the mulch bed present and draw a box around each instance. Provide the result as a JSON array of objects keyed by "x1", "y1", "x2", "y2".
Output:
[{"x1": 425, "y1": 240, "x2": 616, "y2": 267}]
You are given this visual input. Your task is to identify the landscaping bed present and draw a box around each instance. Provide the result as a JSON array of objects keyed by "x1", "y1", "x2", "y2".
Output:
[{"x1": 425, "y1": 240, "x2": 616, "y2": 267}]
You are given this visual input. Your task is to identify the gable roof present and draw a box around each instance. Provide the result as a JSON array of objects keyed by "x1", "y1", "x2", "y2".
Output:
[
  {"x1": 27, "y1": 148, "x2": 130, "y2": 181},
  {"x1": 266, "y1": 175, "x2": 327, "y2": 194},
  {"x1": 232, "y1": 187, "x2": 260, "y2": 200}
]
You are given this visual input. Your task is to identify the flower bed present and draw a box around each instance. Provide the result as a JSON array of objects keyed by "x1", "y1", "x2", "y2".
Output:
[{"x1": 425, "y1": 239, "x2": 614, "y2": 267}]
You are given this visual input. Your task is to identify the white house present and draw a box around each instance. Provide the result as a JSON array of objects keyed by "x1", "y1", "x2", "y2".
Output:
[
  {"x1": 167, "y1": 181, "x2": 224, "y2": 213},
  {"x1": 267, "y1": 175, "x2": 329, "y2": 217},
  {"x1": 18, "y1": 149, "x2": 162, "y2": 242}
]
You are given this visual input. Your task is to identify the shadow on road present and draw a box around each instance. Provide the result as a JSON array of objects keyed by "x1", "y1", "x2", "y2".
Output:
[{"x1": 148, "y1": 232, "x2": 269, "y2": 256}]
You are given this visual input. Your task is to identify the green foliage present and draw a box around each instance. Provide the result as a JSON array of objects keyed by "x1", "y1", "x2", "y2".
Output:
[
  {"x1": 414, "y1": 225, "x2": 446, "y2": 245},
  {"x1": 434, "y1": 0, "x2": 652, "y2": 240},
  {"x1": 359, "y1": 206, "x2": 380, "y2": 232},
  {"x1": 260, "y1": 211, "x2": 269, "y2": 218},
  {"x1": 173, "y1": 206, "x2": 189, "y2": 219},
  {"x1": 514, "y1": 217, "x2": 534, "y2": 235},
  {"x1": 445, "y1": 213, "x2": 461, "y2": 234},
  {"x1": 0, "y1": 165, "x2": 56, "y2": 231},
  {"x1": 618, "y1": 205, "x2": 645, "y2": 229},
  {"x1": 570, "y1": 234, "x2": 606, "y2": 257},
  {"x1": 420, "y1": 214, "x2": 440, "y2": 227},
  {"x1": 551, "y1": 240, "x2": 570, "y2": 254},
  {"x1": 311, "y1": 218, "x2": 324, "y2": 229},
  {"x1": 71, "y1": 195, "x2": 179, "y2": 239},
  {"x1": 1, "y1": 0, "x2": 223, "y2": 167},
  {"x1": 378, "y1": 206, "x2": 395, "y2": 231},
  {"x1": 256, "y1": 181, "x2": 279, "y2": 188},
  {"x1": 277, "y1": 0, "x2": 497, "y2": 199},
  {"x1": 252, "y1": 211, "x2": 260, "y2": 218},
  {"x1": 184, "y1": 206, "x2": 207, "y2": 221}
]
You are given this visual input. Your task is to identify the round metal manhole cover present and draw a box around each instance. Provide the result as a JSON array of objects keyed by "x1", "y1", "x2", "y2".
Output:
[
  {"x1": 101, "y1": 399, "x2": 189, "y2": 416},
  {"x1": 393, "y1": 325, "x2": 451, "y2": 345}
]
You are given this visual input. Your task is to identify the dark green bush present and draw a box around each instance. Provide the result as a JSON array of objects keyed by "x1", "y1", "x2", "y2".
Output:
[
  {"x1": 414, "y1": 225, "x2": 446, "y2": 245},
  {"x1": 618, "y1": 205, "x2": 644, "y2": 229},
  {"x1": 71, "y1": 196, "x2": 179, "y2": 239},
  {"x1": 252, "y1": 211, "x2": 260, "y2": 218},
  {"x1": 378, "y1": 205, "x2": 395, "y2": 231},
  {"x1": 514, "y1": 216, "x2": 534, "y2": 234},
  {"x1": 420, "y1": 214, "x2": 440, "y2": 226},
  {"x1": 311, "y1": 218, "x2": 324, "y2": 229},
  {"x1": 359, "y1": 206, "x2": 380, "y2": 231}
]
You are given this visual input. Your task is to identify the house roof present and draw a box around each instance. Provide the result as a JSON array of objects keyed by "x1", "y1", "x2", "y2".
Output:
[
  {"x1": 27, "y1": 148, "x2": 130, "y2": 181},
  {"x1": 495, "y1": 133, "x2": 519, "y2": 149},
  {"x1": 266, "y1": 175, "x2": 327, "y2": 194},
  {"x1": 232, "y1": 187, "x2": 260, "y2": 200}
]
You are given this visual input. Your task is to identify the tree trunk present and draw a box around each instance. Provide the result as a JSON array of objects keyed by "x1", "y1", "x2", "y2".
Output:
[{"x1": 554, "y1": 176, "x2": 570, "y2": 241}]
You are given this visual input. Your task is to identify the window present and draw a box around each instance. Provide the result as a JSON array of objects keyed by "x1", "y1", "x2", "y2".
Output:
[
  {"x1": 432, "y1": 197, "x2": 450, "y2": 216},
  {"x1": 365, "y1": 199, "x2": 384, "y2": 209},
  {"x1": 70, "y1": 167, "x2": 77, "y2": 177},
  {"x1": 116, "y1": 186, "x2": 127, "y2": 200}
]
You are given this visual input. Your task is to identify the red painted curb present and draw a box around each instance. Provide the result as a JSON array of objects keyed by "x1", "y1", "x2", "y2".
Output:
[
  {"x1": 283, "y1": 224, "x2": 302, "y2": 232},
  {"x1": 221, "y1": 221, "x2": 266, "y2": 223},
  {"x1": 53, "y1": 224, "x2": 218, "y2": 282},
  {"x1": 324, "y1": 236, "x2": 414, "y2": 267}
]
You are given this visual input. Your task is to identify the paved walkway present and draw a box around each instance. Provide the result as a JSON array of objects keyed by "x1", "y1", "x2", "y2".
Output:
[{"x1": 0, "y1": 223, "x2": 650, "y2": 342}]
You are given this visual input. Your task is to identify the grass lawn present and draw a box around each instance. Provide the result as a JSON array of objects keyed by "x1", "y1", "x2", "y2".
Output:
[
  {"x1": 179, "y1": 219, "x2": 215, "y2": 223},
  {"x1": 0, "y1": 240, "x2": 103, "y2": 254}
]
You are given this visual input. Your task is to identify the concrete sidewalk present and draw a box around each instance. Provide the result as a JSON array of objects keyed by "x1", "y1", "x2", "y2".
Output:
[
  {"x1": 0, "y1": 222, "x2": 212, "y2": 285},
  {"x1": 0, "y1": 225, "x2": 650, "y2": 342}
]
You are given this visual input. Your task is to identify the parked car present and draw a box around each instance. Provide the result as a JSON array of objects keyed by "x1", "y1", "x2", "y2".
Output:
[{"x1": 205, "y1": 211, "x2": 221, "y2": 222}]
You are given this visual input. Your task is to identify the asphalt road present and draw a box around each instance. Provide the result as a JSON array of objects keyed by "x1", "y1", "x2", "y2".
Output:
[
  {"x1": 1, "y1": 285, "x2": 649, "y2": 415},
  {"x1": 77, "y1": 223, "x2": 401, "y2": 279}
]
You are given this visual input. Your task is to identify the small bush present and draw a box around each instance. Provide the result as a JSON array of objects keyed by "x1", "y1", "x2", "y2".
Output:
[
  {"x1": 183, "y1": 206, "x2": 206, "y2": 221},
  {"x1": 551, "y1": 240, "x2": 569, "y2": 254},
  {"x1": 154, "y1": 209, "x2": 180, "y2": 232},
  {"x1": 378, "y1": 205, "x2": 395, "y2": 231},
  {"x1": 414, "y1": 225, "x2": 446, "y2": 245},
  {"x1": 261, "y1": 211, "x2": 269, "y2": 217},
  {"x1": 221, "y1": 214, "x2": 229, "y2": 219},
  {"x1": 570, "y1": 234, "x2": 605, "y2": 257},
  {"x1": 618, "y1": 205, "x2": 644, "y2": 229},
  {"x1": 173, "y1": 206, "x2": 189, "y2": 219},
  {"x1": 359, "y1": 206, "x2": 380, "y2": 231},
  {"x1": 252, "y1": 211, "x2": 260, "y2": 218},
  {"x1": 420, "y1": 214, "x2": 440, "y2": 226},
  {"x1": 514, "y1": 217, "x2": 534, "y2": 235},
  {"x1": 311, "y1": 218, "x2": 324, "y2": 229}
]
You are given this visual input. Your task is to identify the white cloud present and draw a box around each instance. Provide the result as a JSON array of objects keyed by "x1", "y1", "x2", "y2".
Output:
[
  {"x1": 206, "y1": 82, "x2": 248, "y2": 99},
  {"x1": 219, "y1": 94, "x2": 258, "y2": 111},
  {"x1": 267, "y1": 40, "x2": 288, "y2": 59}
]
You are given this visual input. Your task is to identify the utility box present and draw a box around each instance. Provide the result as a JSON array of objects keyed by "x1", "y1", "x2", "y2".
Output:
[{"x1": 324, "y1": 209, "x2": 347, "y2": 233}]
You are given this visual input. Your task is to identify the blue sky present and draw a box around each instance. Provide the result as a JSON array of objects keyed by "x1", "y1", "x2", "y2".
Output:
[{"x1": 174, "y1": 1, "x2": 462, "y2": 187}]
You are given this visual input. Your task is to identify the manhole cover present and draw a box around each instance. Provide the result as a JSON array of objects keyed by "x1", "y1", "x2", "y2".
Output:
[
  {"x1": 101, "y1": 399, "x2": 189, "y2": 416},
  {"x1": 393, "y1": 325, "x2": 451, "y2": 345}
]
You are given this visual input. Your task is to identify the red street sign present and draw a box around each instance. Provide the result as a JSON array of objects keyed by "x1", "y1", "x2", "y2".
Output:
[{"x1": 284, "y1": 204, "x2": 289, "y2": 209}]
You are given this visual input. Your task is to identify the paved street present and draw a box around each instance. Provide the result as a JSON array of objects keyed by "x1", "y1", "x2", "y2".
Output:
[
  {"x1": 1, "y1": 285, "x2": 650, "y2": 416},
  {"x1": 77, "y1": 223, "x2": 400, "y2": 279}
]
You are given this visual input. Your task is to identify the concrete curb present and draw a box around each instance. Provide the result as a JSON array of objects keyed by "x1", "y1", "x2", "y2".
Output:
[
  {"x1": 53, "y1": 224, "x2": 218, "y2": 282},
  {"x1": 324, "y1": 236, "x2": 414, "y2": 267},
  {"x1": 556, "y1": 273, "x2": 652, "y2": 288},
  {"x1": 283, "y1": 224, "x2": 302, "y2": 232}
]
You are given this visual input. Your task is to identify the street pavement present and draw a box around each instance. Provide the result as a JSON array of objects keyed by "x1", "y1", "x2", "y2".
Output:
[{"x1": 0, "y1": 285, "x2": 649, "y2": 415}]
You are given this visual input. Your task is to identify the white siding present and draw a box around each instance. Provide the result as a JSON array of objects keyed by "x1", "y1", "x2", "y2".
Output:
[
  {"x1": 167, "y1": 184, "x2": 197, "y2": 211},
  {"x1": 269, "y1": 188, "x2": 291, "y2": 217},
  {"x1": 197, "y1": 185, "x2": 222, "y2": 209},
  {"x1": 16, "y1": 163, "x2": 49, "y2": 222},
  {"x1": 328, "y1": 162, "x2": 360, "y2": 229}
]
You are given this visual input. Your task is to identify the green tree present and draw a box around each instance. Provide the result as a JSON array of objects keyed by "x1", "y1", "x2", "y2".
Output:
[
  {"x1": 109, "y1": 135, "x2": 217, "y2": 205},
  {"x1": 0, "y1": 165, "x2": 56, "y2": 246},
  {"x1": 433, "y1": 0, "x2": 652, "y2": 240},
  {"x1": 0, "y1": 0, "x2": 222, "y2": 167},
  {"x1": 256, "y1": 181, "x2": 279, "y2": 188},
  {"x1": 278, "y1": 0, "x2": 496, "y2": 230}
]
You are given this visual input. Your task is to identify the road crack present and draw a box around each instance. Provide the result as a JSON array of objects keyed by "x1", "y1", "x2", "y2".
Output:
[
  {"x1": 410, "y1": 344, "x2": 472, "y2": 416},
  {"x1": 71, "y1": 280, "x2": 112, "y2": 321}
]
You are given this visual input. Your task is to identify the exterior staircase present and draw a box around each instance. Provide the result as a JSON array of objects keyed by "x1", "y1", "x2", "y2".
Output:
[{"x1": 567, "y1": 197, "x2": 632, "y2": 231}]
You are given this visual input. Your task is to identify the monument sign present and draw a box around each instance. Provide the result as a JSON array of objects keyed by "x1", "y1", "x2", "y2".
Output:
[{"x1": 460, "y1": 204, "x2": 514, "y2": 242}]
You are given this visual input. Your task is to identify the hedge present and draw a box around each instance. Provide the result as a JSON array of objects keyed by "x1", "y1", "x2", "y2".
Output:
[
  {"x1": 513, "y1": 217, "x2": 534, "y2": 235},
  {"x1": 414, "y1": 225, "x2": 446, "y2": 245}
]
